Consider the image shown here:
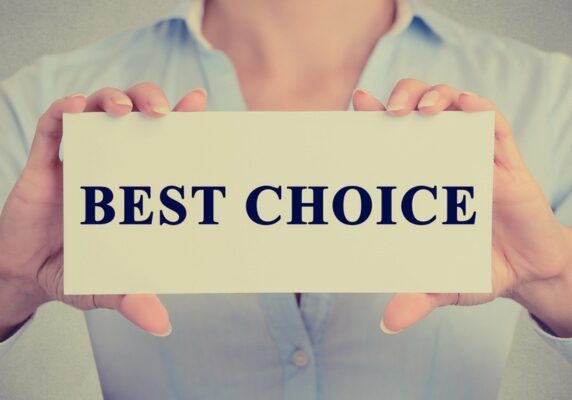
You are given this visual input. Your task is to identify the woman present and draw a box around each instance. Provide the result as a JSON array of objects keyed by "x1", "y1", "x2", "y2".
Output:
[{"x1": 1, "y1": 0, "x2": 571, "y2": 398}]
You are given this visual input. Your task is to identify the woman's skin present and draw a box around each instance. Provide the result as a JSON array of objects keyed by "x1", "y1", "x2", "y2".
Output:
[
  {"x1": 202, "y1": 0, "x2": 397, "y2": 111},
  {"x1": 1, "y1": 0, "x2": 572, "y2": 341}
]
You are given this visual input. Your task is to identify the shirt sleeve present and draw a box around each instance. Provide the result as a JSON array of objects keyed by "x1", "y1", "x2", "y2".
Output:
[
  {"x1": 0, "y1": 59, "x2": 52, "y2": 358},
  {"x1": 0, "y1": 56, "x2": 52, "y2": 208},
  {"x1": 0, "y1": 314, "x2": 35, "y2": 358},
  {"x1": 528, "y1": 313, "x2": 572, "y2": 364},
  {"x1": 546, "y1": 52, "x2": 572, "y2": 228},
  {"x1": 529, "y1": 51, "x2": 572, "y2": 364}
]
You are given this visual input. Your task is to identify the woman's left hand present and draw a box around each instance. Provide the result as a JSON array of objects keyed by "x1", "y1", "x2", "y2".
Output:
[{"x1": 352, "y1": 79, "x2": 572, "y2": 337}]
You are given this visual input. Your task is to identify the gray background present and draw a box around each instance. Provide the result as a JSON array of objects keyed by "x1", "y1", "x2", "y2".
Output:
[{"x1": 1, "y1": 1, "x2": 572, "y2": 399}]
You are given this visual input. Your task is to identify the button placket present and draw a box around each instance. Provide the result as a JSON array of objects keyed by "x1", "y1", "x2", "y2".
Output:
[{"x1": 292, "y1": 349, "x2": 310, "y2": 368}]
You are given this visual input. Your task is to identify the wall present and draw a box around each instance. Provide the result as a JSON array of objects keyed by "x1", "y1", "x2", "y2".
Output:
[{"x1": 0, "y1": 1, "x2": 571, "y2": 399}]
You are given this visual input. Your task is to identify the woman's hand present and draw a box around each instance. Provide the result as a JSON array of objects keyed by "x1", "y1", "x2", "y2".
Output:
[
  {"x1": 0, "y1": 83, "x2": 207, "y2": 340},
  {"x1": 352, "y1": 80, "x2": 572, "y2": 337}
]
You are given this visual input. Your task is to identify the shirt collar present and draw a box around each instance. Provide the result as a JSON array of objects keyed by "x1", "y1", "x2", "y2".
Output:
[
  {"x1": 387, "y1": 0, "x2": 414, "y2": 36},
  {"x1": 159, "y1": 0, "x2": 456, "y2": 50},
  {"x1": 409, "y1": 0, "x2": 462, "y2": 46}
]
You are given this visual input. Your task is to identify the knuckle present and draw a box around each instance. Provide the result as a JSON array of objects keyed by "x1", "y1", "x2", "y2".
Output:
[
  {"x1": 92, "y1": 294, "x2": 99, "y2": 309},
  {"x1": 91, "y1": 87, "x2": 121, "y2": 101},
  {"x1": 129, "y1": 81, "x2": 160, "y2": 93},
  {"x1": 431, "y1": 84, "x2": 456, "y2": 96},
  {"x1": 396, "y1": 78, "x2": 425, "y2": 88},
  {"x1": 100, "y1": 86, "x2": 122, "y2": 96},
  {"x1": 431, "y1": 83, "x2": 450, "y2": 91},
  {"x1": 45, "y1": 98, "x2": 67, "y2": 119},
  {"x1": 38, "y1": 108, "x2": 53, "y2": 125}
]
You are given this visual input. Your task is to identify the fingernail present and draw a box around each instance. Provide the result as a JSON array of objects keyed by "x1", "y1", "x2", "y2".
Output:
[
  {"x1": 111, "y1": 93, "x2": 132, "y2": 107},
  {"x1": 387, "y1": 90, "x2": 409, "y2": 111},
  {"x1": 68, "y1": 93, "x2": 86, "y2": 99},
  {"x1": 149, "y1": 95, "x2": 170, "y2": 115},
  {"x1": 195, "y1": 88, "x2": 208, "y2": 99},
  {"x1": 418, "y1": 90, "x2": 440, "y2": 108},
  {"x1": 460, "y1": 91, "x2": 477, "y2": 97},
  {"x1": 352, "y1": 88, "x2": 370, "y2": 97},
  {"x1": 151, "y1": 322, "x2": 172, "y2": 337},
  {"x1": 380, "y1": 320, "x2": 400, "y2": 335}
]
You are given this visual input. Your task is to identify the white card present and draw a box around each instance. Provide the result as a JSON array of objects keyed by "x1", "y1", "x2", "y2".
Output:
[{"x1": 63, "y1": 111, "x2": 494, "y2": 294}]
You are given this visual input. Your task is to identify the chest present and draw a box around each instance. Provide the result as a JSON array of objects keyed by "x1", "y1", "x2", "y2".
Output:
[
  {"x1": 236, "y1": 68, "x2": 363, "y2": 111},
  {"x1": 85, "y1": 294, "x2": 521, "y2": 400}
]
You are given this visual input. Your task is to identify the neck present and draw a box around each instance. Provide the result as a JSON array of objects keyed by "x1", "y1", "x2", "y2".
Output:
[{"x1": 202, "y1": 0, "x2": 397, "y2": 110}]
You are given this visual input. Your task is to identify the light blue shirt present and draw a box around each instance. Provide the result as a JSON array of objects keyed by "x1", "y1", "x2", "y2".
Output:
[{"x1": 1, "y1": 1, "x2": 572, "y2": 399}]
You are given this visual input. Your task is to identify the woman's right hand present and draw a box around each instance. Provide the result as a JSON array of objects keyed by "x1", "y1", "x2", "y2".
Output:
[{"x1": 0, "y1": 83, "x2": 207, "y2": 340}]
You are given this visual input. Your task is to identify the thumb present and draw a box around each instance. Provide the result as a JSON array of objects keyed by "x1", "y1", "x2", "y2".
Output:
[
  {"x1": 94, "y1": 294, "x2": 171, "y2": 337},
  {"x1": 381, "y1": 293, "x2": 458, "y2": 334}
]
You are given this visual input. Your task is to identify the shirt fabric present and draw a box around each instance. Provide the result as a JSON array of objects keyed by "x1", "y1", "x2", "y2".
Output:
[{"x1": 1, "y1": 0, "x2": 572, "y2": 399}]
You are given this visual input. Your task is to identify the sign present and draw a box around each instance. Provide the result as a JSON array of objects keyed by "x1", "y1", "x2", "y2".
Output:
[{"x1": 63, "y1": 111, "x2": 494, "y2": 294}]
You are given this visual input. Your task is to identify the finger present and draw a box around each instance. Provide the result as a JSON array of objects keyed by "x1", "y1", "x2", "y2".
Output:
[
  {"x1": 417, "y1": 84, "x2": 461, "y2": 115},
  {"x1": 380, "y1": 293, "x2": 457, "y2": 334},
  {"x1": 457, "y1": 92, "x2": 524, "y2": 169},
  {"x1": 173, "y1": 88, "x2": 208, "y2": 112},
  {"x1": 84, "y1": 87, "x2": 133, "y2": 116},
  {"x1": 386, "y1": 78, "x2": 430, "y2": 115},
  {"x1": 352, "y1": 89, "x2": 386, "y2": 111},
  {"x1": 124, "y1": 82, "x2": 170, "y2": 117},
  {"x1": 26, "y1": 94, "x2": 87, "y2": 169},
  {"x1": 94, "y1": 293, "x2": 172, "y2": 337}
]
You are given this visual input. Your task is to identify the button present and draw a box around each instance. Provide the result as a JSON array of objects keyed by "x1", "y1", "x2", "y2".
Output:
[{"x1": 292, "y1": 349, "x2": 310, "y2": 367}]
